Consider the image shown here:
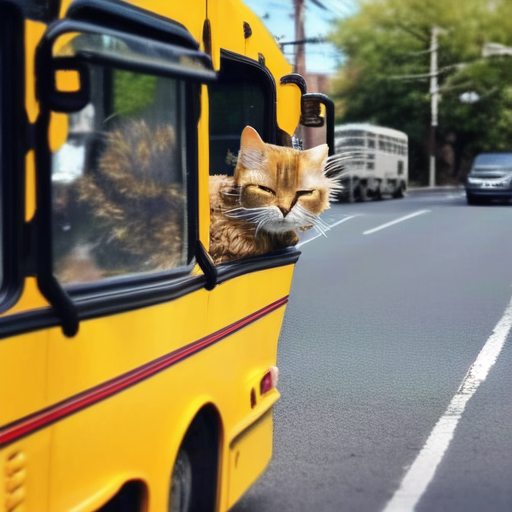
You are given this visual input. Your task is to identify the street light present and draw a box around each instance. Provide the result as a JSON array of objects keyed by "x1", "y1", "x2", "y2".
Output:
[
  {"x1": 482, "y1": 43, "x2": 512, "y2": 58},
  {"x1": 459, "y1": 91, "x2": 480, "y2": 104}
]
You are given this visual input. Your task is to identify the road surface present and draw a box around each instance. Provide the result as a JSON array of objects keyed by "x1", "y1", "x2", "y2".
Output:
[{"x1": 232, "y1": 189, "x2": 512, "y2": 512}]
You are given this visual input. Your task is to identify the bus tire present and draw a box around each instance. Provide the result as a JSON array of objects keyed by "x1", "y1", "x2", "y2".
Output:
[
  {"x1": 349, "y1": 181, "x2": 363, "y2": 202},
  {"x1": 393, "y1": 182, "x2": 406, "y2": 199},
  {"x1": 169, "y1": 407, "x2": 219, "y2": 512},
  {"x1": 169, "y1": 448, "x2": 193, "y2": 512},
  {"x1": 348, "y1": 180, "x2": 357, "y2": 202},
  {"x1": 358, "y1": 183, "x2": 369, "y2": 202}
]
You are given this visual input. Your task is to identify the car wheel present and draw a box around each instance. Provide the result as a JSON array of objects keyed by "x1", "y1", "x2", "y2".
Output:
[
  {"x1": 169, "y1": 448, "x2": 192, "y2": 512},
  {"x1": 466, "y1": 192, "x2": 484, "y2": 205}
]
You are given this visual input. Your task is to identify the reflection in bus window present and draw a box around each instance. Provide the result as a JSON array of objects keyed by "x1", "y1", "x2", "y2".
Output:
[{"x1": 52, "y1": 67, "x2": 188, "y2": 285}]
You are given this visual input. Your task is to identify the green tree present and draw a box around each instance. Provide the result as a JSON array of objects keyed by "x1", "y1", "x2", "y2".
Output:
[{"x1": 329, "y1": 0, "x2": 512, "y2": 184}]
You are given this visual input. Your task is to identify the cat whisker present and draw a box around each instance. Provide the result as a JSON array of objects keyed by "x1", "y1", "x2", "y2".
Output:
[
  {"x1": 224, "y1": 207, "x2": 278, "y2": 232},
  {"x1": 225, "y1": 206, "x2": 263, "y2": 217},
  {"x1": 293, "y1": 203, "x2": 332, "y2": 238},
  {"x1": 255, "y1": 219, "x2": 270, "y2": 237}
]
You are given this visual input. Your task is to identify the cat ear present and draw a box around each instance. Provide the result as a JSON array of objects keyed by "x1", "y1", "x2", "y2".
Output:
[
  {"x1": 305, "y1": 144, "x2": 329, "y2": 169},
  {"x1": 239, "y1": 126, "x2": 266, "y2": 169}
]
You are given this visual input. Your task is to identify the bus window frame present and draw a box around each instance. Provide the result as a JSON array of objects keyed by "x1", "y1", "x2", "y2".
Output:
[
  {"x1": 0, "y1": 2, "x2": 25, "y2": 314},
  {"x1": 206, "y1": 50, "x2": 301, "y2": 271},
  {"x1": 30, "y1": 17, "x2": 216, "y2": 337},
  {"x1": 211, "y1": 49, "x2": 279, "y2": 148}
]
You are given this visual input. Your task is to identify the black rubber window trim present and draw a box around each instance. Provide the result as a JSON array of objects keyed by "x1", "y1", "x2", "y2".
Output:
[
  {"x1": 8, "y1": 0, "x2": 61, "y2": 23},
  {"x1": 0, "y1": 247, "x2": 300, "y2": 340},
  {"x1": 0, "y1": 2, "x2": 25, "y2": 314},
  {"x1": 66, "y1": 0, "x2": 199, "y2": 50},
  {"x1": 217, "y1": 49, "x2": 279, "y2": 145}
]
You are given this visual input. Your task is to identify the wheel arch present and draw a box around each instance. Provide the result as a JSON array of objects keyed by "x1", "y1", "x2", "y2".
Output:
[
  {"x1": 168, "y1": 402, "x2": 223, "y2": 512},
  {"x1": 94, "y1": 479, "x2": 148, "y2": 512}
]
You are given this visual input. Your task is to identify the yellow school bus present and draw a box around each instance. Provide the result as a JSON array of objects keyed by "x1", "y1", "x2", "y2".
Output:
[{"x1": 0, "y1": 1, "x2": 333, "y2": 511}]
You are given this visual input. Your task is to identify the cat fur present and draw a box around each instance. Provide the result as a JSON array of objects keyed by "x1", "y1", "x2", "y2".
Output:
[{"x1": 209, "y1": 126, "x2": 340, "y2": 264}]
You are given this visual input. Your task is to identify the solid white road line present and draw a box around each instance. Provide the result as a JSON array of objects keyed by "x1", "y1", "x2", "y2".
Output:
[
  {"x1": 297, "y1": 215, "x2": 359, "y2": 247},
  {"x1": 363, "y1": 210, "x2": 430, "y2": 235},
  {"x1": 383, "y1": 294, "x2": 512, "y2": 512}
]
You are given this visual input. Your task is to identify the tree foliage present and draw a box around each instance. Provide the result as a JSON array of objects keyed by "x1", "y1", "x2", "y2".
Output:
[{"x1": 329, "y1": 0, "x2": 512, "y2": 184}]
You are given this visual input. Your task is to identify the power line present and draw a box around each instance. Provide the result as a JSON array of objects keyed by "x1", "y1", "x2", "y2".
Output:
[{"x1": 280, "y1": 37, "x2": 326, "y2": 46}]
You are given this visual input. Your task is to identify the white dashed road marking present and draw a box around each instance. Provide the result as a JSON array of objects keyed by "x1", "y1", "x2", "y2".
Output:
[
  {"x1": 383, "y1": 294, "x2": 512, "y2": 512},
  {"x1": 297, "y1": 215, "x2": 359, "y2": 247},
  {"x1": 363, "y1": 210, "x2": 430, "y2": 235}
]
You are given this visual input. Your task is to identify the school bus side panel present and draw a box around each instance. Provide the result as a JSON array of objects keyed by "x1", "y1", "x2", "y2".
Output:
[
  {"x1": 0, "y1": 333, "x2": 51, "y2": 512},
  {"x1": 206, "y1": 268, "x2": 294, "y2": 510},
  {"x1": 44, "y1": 267, "x2": 292, "y2": 512}
]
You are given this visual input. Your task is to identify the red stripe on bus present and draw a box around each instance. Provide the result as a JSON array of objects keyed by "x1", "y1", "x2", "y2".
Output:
[{"x1": 0, "y1": 296, "x2": 288, "y2": 446}]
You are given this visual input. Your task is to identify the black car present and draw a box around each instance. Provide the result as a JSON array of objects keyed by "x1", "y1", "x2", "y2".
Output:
[{"x1": 465, "y1": 153, "x2": 512, "y2": 204}]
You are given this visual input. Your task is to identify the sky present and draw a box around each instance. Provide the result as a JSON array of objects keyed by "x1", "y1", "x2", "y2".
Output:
[{"x1": 244, "y1": 0, "x2": 356, "y2": 74}]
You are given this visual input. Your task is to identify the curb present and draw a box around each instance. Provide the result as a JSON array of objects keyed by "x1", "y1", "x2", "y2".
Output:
[{"x1": 407, "y1": 186, "x2": 465, "y2": 195}]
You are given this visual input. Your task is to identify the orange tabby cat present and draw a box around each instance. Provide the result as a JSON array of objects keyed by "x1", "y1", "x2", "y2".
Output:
[{"x1": 209, "y1": 126, "x2": 339, "y2": 263}]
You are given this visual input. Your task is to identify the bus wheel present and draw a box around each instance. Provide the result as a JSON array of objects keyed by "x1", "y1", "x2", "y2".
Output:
[
  {"x1": 169, "y1": 448, "x2": 192, "y2": 512},
  {"x1": 393, "y1": 182, "x2": 406, "y2": 199},
  {"x1": 168, "y1": 407, "x2": 219, "y2": 512},
  {"x1": 358, "y1": 183, "x2": 369, "y2": 202},
  {"x1": 350, "y1": 181, "x2": 363, "y2": 202}
]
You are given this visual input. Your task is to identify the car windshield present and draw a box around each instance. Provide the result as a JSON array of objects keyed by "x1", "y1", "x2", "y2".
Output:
[{"x1": 472, "y1": 153, "x2": 512, "y2": 172}]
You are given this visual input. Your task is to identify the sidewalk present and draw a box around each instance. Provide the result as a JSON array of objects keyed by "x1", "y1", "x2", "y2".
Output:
[{"x1": 407, "y1": 185, "x2": 465, "y2": 195}]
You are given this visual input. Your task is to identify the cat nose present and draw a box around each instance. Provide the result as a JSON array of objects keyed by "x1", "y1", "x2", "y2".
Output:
[{"x1": 278, "y1": 206, "x2": 289, "y2": 217}]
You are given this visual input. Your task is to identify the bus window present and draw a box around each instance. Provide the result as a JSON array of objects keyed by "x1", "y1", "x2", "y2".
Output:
[
  {"x1": 345, "y1": 129, "x2": 365, "y2": 147},
  {"x1": 52, "y1": 65, "x2": 189, "y2": 285},
  {"x1": 209, "y1": 55, "x2": 272, "y2": 176}
]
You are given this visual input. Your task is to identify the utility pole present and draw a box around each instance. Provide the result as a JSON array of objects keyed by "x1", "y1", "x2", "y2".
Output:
[
  {"x1": 429, "y1": 26, "x2": 439, "y2": 187},
  {"x1": 294, "y1": 0, "x2": 306, "y2": 75}
]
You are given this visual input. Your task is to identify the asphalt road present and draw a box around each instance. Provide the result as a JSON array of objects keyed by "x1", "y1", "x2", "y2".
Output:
[{"x1": 231, "y1": 189, "x2": 512, "y2": 512}]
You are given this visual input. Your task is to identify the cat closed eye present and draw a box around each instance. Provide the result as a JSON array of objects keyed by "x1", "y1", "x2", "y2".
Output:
[
  {"x1": 256, "y1": 185, "x2": 275, "y2": 194},
  {"x1": 296, "y1": 190, "x2": 314, "y2": 197}
]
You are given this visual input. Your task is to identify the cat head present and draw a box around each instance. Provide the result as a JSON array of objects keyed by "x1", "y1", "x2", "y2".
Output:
[{"x1": 230, "y1": 126, "x2": 337, "y2": 235}]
